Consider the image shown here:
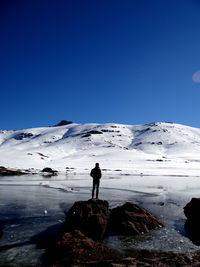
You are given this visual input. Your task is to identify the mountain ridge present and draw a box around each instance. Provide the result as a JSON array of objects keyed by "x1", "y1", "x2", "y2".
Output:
[{"x1": 0, "y1": 121, "x2": 200, "y2": 176}]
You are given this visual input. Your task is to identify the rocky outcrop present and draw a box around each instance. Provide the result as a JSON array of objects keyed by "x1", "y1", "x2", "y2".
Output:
[
  {"x1": 64, "y1": 200, "x2": 164, "y2": 240},
  {"x1": 0, "y1": 166, "x2": 28, "y2": 176},
  {"x1": 184, "y1": 198, "x2": 200, "y2": 220},
  {"x1": 44, "y1": 230, "x2": 200, "y2": 267},
  {"x1": 45, "y1": 200, "x2": 200, "y2": 266},
  {"x1": 67, "y1": 250, "x2": 200, "y2": 267},
  {"x1": 184, "y1": 198, "x2": 200, "y2": 245},
  {"x1": 109, "y1": 202, "x2": 164, "y2": 235},
  {"x1": 44, "y1": 230, "x2": 122, "y2": 266},
  {"x1": 14, "y1": 132, "x2": 34, "y2": 140},
  {"x1": 65, "y1": 199, "x2": 110, "y2": 240},
  {"x1": 41, "y1": 167, "x2": 58, "y2": 175}
]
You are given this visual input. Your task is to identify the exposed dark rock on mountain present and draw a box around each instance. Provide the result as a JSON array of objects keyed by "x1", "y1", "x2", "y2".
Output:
[
  {"x1": 82, "y1": 130, "x2": 103, "y2": 138},
  {"x1": 109, "y1": 202, "x2": 164, "y2": 235},
  {"x1": 14, "y1": 132, "x2": 34, "y2": 140},
  {"x1": 184, "y1": 198, "x2": 200, "y2": 245},
  {"x1": 65, "y1": 199, "x2": 110, "y2": 240},
  {"x1": 54, "y1": 120, "x2": 73, "y2": 127}
]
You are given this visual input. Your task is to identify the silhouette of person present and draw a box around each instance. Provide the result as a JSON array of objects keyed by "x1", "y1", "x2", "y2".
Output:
[{"x1": 90, "y1": 163, "x2": 102, "y2": 199}]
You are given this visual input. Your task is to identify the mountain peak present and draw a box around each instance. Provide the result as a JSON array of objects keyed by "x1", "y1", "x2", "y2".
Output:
[{"x1": 54, "y1": 120, "x2": 73, "y2": 127}]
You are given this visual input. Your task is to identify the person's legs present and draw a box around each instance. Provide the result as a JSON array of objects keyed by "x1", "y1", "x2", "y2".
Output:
[
  {"x1": 96, "y1": 180, "x2": 100, "y2": 198},
  {"x1": 92, "y1": 180, "x2": 95, "y2": 198}
]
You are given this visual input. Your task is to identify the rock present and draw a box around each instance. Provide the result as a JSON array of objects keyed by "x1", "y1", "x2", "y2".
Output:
[
  {"x1": 43, "y1": 230, "x2": 122, "y2": 266},
  {"x1": 64, "y1": 200, "x2": 164, "y2": 240},
  {"x1": 184, "y1": 198, "x2": 200, "y2": 220},
  {"x1": 0, "y1": 227, "x2": 2, "y2": 238},
  {"x1": 14, "y1": 132, "x2": 34, "y2": 140},
  {"x1": 82, "y1": 130, "x2": 103, "y2": 137},
  {"x1": 109, "y1": 202, "x2": 164, "y2": 235},
  {"x1": 184, "y1": 198, "x2": 200, "y2": 245},
  {"x1": 42, "y1": 167, "x2": 58, "y2": 175},
  {"x1": 0, "y1": 166, "x2": 28, "y2": 176},
  {"x1": 44, "y1": 231, "x2": 200, "y2": 266},
  {"x1": 65, "y1": 199, "x2": 110, "y2": 240}
]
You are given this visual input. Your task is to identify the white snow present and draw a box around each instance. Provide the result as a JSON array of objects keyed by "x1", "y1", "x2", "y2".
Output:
[{"x1": 1, "y1": 121, "x2": 200, "y2": 176}]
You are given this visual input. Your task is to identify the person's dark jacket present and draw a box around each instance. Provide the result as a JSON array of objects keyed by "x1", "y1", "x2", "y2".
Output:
[{"x1": 90, "y1": 167, "x2": 102, "y2": 180}]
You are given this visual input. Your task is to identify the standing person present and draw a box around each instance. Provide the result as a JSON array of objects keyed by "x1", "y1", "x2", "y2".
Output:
[{"x1": 90, "y1": 163, "x2": 102, "y2": 199}]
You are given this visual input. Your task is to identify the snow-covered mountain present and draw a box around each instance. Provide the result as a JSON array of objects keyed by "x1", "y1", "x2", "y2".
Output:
[{"x1": 1, "y1": 121, "x2": 200, "y2": 176}]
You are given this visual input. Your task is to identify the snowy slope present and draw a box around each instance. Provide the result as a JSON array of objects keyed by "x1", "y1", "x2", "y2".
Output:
[{"x1": 1, "y1": 121, "x2": 200, "y2": 176}]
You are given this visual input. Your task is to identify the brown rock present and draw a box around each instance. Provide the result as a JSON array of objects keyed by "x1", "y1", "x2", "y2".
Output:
[
  {"x1": 110, "y1": 202, "x2": 164, "y2": 235},
  {"x1": 44, "y1": 230, "x2": 122, "y2": 265},
  {"x1": 65, "y1": 199, "x2": 110, "y2": 240}
]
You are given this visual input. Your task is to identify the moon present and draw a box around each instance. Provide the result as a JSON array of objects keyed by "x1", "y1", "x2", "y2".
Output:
[{"x1": 192, "y1": 70, "x2": 200, "y2": 83}]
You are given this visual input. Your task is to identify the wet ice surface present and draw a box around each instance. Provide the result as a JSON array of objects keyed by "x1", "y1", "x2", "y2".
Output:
[{"x1": 1, "y1": 174, "x2": 200, "y2": 266}]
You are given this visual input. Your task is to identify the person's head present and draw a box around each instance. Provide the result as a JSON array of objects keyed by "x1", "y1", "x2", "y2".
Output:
[{"x1": 95, "y1": 163, "x2": 99, "y2": 168}]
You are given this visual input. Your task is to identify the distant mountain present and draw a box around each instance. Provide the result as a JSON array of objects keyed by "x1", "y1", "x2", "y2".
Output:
[{"x1": 0, "y1": 121, "x2": 200, "y2": 176}]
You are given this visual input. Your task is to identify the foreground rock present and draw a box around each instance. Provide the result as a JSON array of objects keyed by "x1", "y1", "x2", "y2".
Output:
[
  {"x1": 44, "y1": 200, "x2": 200, "y2": 266},
  {"x1": 110, "y1": 202, "x2": 164, "y2": 235},
  {"x1": 44, "y1": 230, "x2": 200, "y2": 267},
  {"x1": 65, "y1": 199, "x2": 110, "y2": 240},
  {"x1": 184, "y1": 198, "x2": 200, "y2": 245},
  {"x1": 65, "y1": 200, "x2": 164, "y2": 240},
  {"x1": 67, "y1": 250, "x2": 200, "y2": 267},
  {"x1": 0, "y1": 166, "x2": 28, "y2": 176},
  {"x1": 44, "y1": 230, "x2": 122, "y2": 265}
]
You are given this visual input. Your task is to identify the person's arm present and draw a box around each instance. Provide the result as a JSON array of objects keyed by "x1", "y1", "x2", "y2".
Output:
[{"x1": 90, "y1": 169, "x2": 94, "y2": 177}]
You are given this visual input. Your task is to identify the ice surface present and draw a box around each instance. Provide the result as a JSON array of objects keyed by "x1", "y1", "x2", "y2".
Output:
[{"x1": 1, "y1": 174, "x2": 200, "y2": 265}]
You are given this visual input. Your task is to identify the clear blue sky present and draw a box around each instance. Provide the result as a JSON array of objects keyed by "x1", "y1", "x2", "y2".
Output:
[{"x1": 1, "y1": 0, "x2": 200, "y2": 129}]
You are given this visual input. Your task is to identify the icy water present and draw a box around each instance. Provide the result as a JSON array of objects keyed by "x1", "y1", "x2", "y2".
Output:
[{"x1": 1, "y1": 174, "x2": 200, "y2": 266}]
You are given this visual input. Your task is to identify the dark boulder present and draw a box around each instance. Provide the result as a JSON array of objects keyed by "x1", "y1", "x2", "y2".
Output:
[
  {"x1": 65, "y1": 199, "x2": 110, "y2": 240},
  {"x1": 42, "y1": 167, "x2": 58, "y2": 175},
  {"x1": 109, "y1": 202, "x2": 164, "y2": 235},
  {"x1": 184, "y1": 198, "x2": 200, "y2": 245},
  {"x1": 184, "y1": 198, "x2": 200, "y2": 220}
]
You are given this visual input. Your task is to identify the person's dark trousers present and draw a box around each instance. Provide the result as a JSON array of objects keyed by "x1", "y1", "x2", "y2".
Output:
[{"x1": 92, "y1": 178, "x2": 100, "y2": 198}]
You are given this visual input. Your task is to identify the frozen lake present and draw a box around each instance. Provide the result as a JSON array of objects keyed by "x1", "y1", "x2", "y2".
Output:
[{"x1": 1, "y1": 174, "x2": 200, "y2": 266}]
